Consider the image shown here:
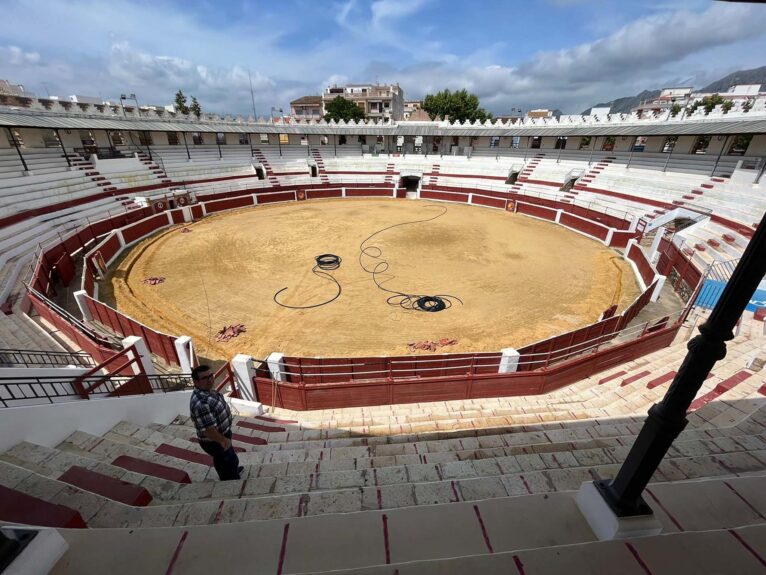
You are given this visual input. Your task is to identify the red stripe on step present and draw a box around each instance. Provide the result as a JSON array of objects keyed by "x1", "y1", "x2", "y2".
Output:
[
  {"x1": 155, "y1": 444, "x2": 212, "y2": 466},
  {"x1": 212, "y1": 500, "x2": 225, "y2": 524},
  {"x1": 729, "y1": 529, "x2": 766, "y2": 568},
  {"x1": 689, "y1": 370, "x2": 752, "y2": 411},
  {"x1": 382, "y1": 514, "x2": 391, "y2": 564},
  {"x1": 473, "y1": 505, "x2": 494, "y2": 553},
  {"x1": 599, "y1": 371, "x2": 627, "y2": 385},
  {"x1": 621, "y1": 370, "x2": 651, "y2": 386},
  {"x1": 236, "y1": 420, "x2": 286, "y2": 433},
  {"x1": 276, "y1": 523, "x2": 290, "y2": 575},
  {"x1": 645, "y1": 488, "x2": 684, "y2": 531},
  {"x1": 724, "y1": 482, "x2": 766, "y2": 521},
  {"x1": 450, "y1": 480, "x2": 461, "y2": 502},
  {"x1": 519, "y1": 475, "x2": 533, "y2": 494},
  {"x1": 231, "y1": 432, "x2": 268, "y2": 446},
  {"x1": 165, "y1": 530, "x2": 189, "y2": 575},
  {"x1": 254, "y1": 415, "x2": 297, "y2": 424},
  {"x1": 646, "y1": 371, "x2": 677, "y2": 389},
  {"x1": 512, "y1": 555, "x2": 527, "y2": 575},
  {"x1": 625, "y1": 542, "x2": 654, "y2": 575}
]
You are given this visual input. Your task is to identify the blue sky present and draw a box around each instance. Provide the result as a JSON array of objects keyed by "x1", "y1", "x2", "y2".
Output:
[{"x1": 0, "y1": 0, "x2": 765, "y2": 116}]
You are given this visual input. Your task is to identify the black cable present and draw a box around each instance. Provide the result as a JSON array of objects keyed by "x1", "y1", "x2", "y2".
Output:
[
  {"x1": 273, "y1": 254, "x2": 342, "y2": 309},
  {"x1": 358, "y1": 205, "x2": 462, "y2": 312}
]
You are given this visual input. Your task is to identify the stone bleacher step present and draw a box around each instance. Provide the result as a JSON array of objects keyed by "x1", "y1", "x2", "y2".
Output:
[
  {"x1": 59, "y1": 465, "x2": 153, "y2": 506},
  {"x1": 0, "y1": 484, "x2": 87, "y2": 529}
]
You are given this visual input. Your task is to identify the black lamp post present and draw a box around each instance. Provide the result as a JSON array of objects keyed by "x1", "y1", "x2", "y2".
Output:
[{"x1": 593, "y1": 208, "x2": 766, "y2": 517}]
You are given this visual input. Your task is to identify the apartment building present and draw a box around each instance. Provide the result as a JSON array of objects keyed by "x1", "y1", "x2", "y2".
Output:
[{"x1": 322, "y1": 83, "x2": 405, "y2": 120}]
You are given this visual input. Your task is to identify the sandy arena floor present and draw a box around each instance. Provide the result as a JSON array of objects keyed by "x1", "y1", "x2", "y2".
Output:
[{"x1": 101, "y1": 199, "x2": 641, "y2": 361}]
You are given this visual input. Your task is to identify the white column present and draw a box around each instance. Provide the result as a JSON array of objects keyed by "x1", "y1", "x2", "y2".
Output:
[
  {"x1": 628, "y1": 215, "x2": 638, "y2": 232},
  {"x1": 342, "y1": 187, "x2": 346, "y2": 197},
  {"x1": 231, "y1": 354, "x2": 259, "y2": 403},
  {"x1": 122, "y1": 336, "x2": 156, "y2": 376},
  {"x1": 650, "y1": 275, "x2": 667, "y2": 302},
  {"x1": 623, "y1": 239, "x2": 637, "y2": 261},
  {"x1": 499, "y1": 348, "x2": 521, "y2": 373},
  {"x1": 166, "y1": 211, "x2": 174, "y2": 226},
  {"x1": 173, "y1": 336, "x2": 195, "y2": 374},
  {"x1": 115, "y1": 229, "x2": 126, "y2": 247},
  {"x1": 267, "y1": 352, "x2": 286, "y2": 382},
  {"x1": 648, "y1": 226, "x2": 665, "y2": 262},
  {"x1": 555, "y1": 209, "x2": 563, "y2": 224},
  {"x1": 200, "y1": 202, "x2": 208, "y2": 216},
  {"x1": 72, "y1": 290, "x2": 92, "y2": 321},
  {"x1": 182, "y1": 206, "x2": 193, "y2": 222},
  {"x1": 251, "y1": 194, "x2": 259, "y2": 205},
  {"x1": 604, "y1": 228, "x2": 614, "y2": 246}
]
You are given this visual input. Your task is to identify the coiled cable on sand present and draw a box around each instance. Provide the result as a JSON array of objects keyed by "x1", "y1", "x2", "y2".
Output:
[
  {"x1": 273, "y1": 254, "x2": 342, "y2": 309},
  {"x1": 358, "y1": 205, "x2": 462, "y2": 312}
]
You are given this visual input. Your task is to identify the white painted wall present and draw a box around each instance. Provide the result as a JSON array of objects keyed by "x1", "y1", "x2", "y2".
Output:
[{"x1": 0, "y1": 391, "x2": 192, "y2": 451}]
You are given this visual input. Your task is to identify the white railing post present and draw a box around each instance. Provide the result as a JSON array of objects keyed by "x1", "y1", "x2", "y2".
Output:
[
  {"x1": 173, "y1": 336, "x2": 196, "y2": 373},
  {"x1": 122, "y1": 336, "x2": 156, "y2": 376},
  {"x1": 231, "y1": 354, "x2": 259, "y2": 403},
  {"x1": 499, "y1": 348, "x2": 521, "y2": 373},
  {"x1": 72, "y1": 290, "x2": 92, "y2": 321},
  {"x1": 648, "y1": 226, "x2": 665, "y2": 262},
  {"x1": 267, "y1": 352, "x2": 287, "y2": 382},
  {"x1": 650, "y1": 276, "x2": 667, "y2": 302}
]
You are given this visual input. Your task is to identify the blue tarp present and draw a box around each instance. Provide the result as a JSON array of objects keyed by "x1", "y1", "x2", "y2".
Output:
[{"x1": 696, "y1": 279, "x2": 766, "y2": 312}]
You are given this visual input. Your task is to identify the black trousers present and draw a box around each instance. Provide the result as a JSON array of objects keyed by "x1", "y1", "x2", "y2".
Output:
[{"x1": 199, "y1": 431, "x2": 241, "y2": 481}]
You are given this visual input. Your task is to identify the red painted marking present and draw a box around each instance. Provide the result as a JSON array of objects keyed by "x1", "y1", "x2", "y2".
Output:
[
  {"x1": 0, "y1": 484, "x2": 87, "y2": 528},
  {"x1": 236, "y1": 420, "x2": 286, "y2": 433},
  {"x1": 625, "y1": 542, "x2": 653, "y2": 575},
  {"x1": 435, "y1": 466, "x2": 443, "y2": 481},
  {"x1": 520, "y1": 475, "x2": 533, "y2": 494},
  {"x1": 238, "y1": 479, "x2": 248, "y2": 498},
  {"x1": 646, "y1": 371, "x2": 677, "y2": 389},
  {"x1": 373, "y1": 468, "x2": 379, "y2": 486},
  {"x1": 413, "y1": 443, "x2": 419, "y2": 454},
  {"x1": 212, "y1": 500, "x2": 225, "y2": 524},
  {"x1": 621, "y1": 370, "x2": 651, "y2": 386},
  {"x1": 723, "y1": 482, "x2": 766, "y2": 520},
  {"x1": 422, "y1": 455, "x2": 427, "y2": 464},
  {"x1": 164, "y1": 530, "x2": 189, "y2": 575},
  {"x1": 512, "y1": 555, "x2": 527, "y2": 574},
  {"x1": 382, "y1": 514, "x2": 391, "y2": 564},
  {"x1": 377, "y1": 488, "x2": 383, "y2": 510},
  {"x1": 231, "y1": 432, "x2": 268, "y2": 446},
  {"x1": 473, "y1": 505, "x2": 494, "y2": 553},
  {"x1": 689, "y1": 371, "x2": 752, "y2": 411},
  {"x1": 645, "y1": 488, "x2": 684, "y2": 531},
  {"x1": 112, "y1": 455, "x2": 191, "y2": 483},
  {"x1": 155, "y1": 444, "x2": 213, "y2": 466},
  {"x1": 450, "y1": 481, "x2": 461, "y2": 502},
  {"x1": 729, "y1": 529, "x2": 766, "y2": 568},
  {"x1": 58, "y1": 466, "x2": 153, "y2": 506},
  {"x1": 276, "y1": 523, "x2": 291, "y2": 575}
]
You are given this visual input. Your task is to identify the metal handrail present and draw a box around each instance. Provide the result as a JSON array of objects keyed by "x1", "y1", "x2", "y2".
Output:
[
  {"x1": 0, "y1": 348, "x2": 95, "y2": 368},
  {"x1": 0, "y1": 374, "x2": 192, "y2": 407}
]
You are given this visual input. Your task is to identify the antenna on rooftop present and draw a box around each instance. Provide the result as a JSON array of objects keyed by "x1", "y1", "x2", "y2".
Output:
[{"x1": 248, "y1": 69, "x2": 257, "y2": 120}]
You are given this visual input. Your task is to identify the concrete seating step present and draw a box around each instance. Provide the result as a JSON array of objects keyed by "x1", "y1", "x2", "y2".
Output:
[{"x1": 59, "y1": 466, "x2": 153, "y2": 506}]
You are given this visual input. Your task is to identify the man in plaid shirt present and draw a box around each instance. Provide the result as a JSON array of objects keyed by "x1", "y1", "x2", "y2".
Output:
[{"x1": 190, "y1": 365, "x2": 242, "y2": 480}]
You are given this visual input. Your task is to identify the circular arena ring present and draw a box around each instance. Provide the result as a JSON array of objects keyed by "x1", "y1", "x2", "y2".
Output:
[{"x1": 101, "y1": 198, "x2": 641, "y2": 361}]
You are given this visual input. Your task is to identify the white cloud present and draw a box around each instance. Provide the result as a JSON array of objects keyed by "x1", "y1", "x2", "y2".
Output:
[{"x1": 1, "y1": 45, "x2": 41, "y2": 65}]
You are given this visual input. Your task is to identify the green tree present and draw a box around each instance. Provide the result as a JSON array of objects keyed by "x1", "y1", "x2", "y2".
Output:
[
  {"x1": 670, "y1": 103, "x2": 681, "y2": 117},
  {"x1": 189, "y1": 96, "x2": 202, "y2": 118},
  {"x1": 422, "y1": 89, "x2": 492, "y2": 123},
  {"x1": 722, "y1": 100, "x2": 733, "y2": 113},
  {"x1": 323, "y1": 96, "x2": 365, "y2": 122},
  {"x1": 174, "y1": 90, "x2": 189, "y2": 115}
]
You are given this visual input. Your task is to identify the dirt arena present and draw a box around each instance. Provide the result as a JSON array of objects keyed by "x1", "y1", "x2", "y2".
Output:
[{"x1": 101, "y1": 199, "x2": 641, "y2": 361}]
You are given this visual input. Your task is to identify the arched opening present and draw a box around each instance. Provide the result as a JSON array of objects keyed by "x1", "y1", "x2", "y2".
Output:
[
  {"x1": 255, "y1": 165, "x2": 266, "y2": 180},
  {"x1": 560, "y1": 176, "x2": 578, "y2": 192},
  {"x1": 310, "y1": 164, "x2": 319, "y2": 178},
  {"x1": 399, "y1": 175, "x2": 420, "y2": 193},
  {"x1": 506, "y1": 170, "x2": 520, "y2": 185}
]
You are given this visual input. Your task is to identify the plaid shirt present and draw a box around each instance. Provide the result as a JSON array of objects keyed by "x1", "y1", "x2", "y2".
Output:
[{"x1": 190, "y1": 388, "x2": 233, "y2": 441}]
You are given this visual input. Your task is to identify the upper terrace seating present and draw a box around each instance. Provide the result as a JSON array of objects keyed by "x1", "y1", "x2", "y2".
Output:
[{"x1": 1, "y1": 310, "x2": 765, "y2": 571}]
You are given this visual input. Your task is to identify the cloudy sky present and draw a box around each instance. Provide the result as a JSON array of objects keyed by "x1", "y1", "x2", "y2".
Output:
[{"x1": 1, "y1": 0, "x2": 765, "y2": 116}]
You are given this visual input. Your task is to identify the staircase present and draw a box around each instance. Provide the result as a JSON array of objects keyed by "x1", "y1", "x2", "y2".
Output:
[
  {"x1": 310, "y1": 149, "x2": 330, "y2": 183},
  {"x1": 135, "y1": 151, "x2": 172, "y2": 185},
  {"x1": 253, "y1": 149, "x2": 280, "y2": 186}
]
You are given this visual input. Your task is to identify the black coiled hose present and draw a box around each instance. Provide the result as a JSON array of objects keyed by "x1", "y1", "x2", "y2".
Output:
[{"x1": 273, "y1": 254, "x2": 342, "y2": 309}]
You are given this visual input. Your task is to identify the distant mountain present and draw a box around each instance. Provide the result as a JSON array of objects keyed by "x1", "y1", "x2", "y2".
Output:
[
  {"x1": 581, "y1": 66, "x2": 766, "y2": 115},
  {"x1": 581, "y1": 90, "x2": 660, "y2": 115},
  {"x1": 700, "y1": 65, "x2": 766, "y2": 93}
]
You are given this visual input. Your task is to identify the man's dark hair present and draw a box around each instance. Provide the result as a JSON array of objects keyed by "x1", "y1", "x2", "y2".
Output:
[{"x1": 191, "y1": 365, "x2": 212, "y2": 382}]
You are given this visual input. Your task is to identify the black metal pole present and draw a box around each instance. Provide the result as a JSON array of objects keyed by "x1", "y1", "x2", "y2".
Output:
[
  {"x1": 182, "y1": 132, "x2": 191, "y2": 160},
  {"x1": 626, "y1": 138, "x2": 635, "y2": 169},
  {"x1": 277, "y1": 132, "x2": 282, "y2": 157},
  {"x1": 711, "y1": 135, "x2": 729, "y2": 176},
  {"x1": 333, "y1": 133, "x2": 337, "y2": 157},
  {"x1": 143, "y1": 131, "x2": 153, "y2": 161},
  {"x1": 588, "y1": 136, "x2": 597, "y2": 165},
  {"x1": 54, "y1": 129, "x2": 71, "y2": 167},
  {"x1": 7, "y1": 127, "x2": 28, "y2": 172},
  {"x1": 594, "y1": 207, "x2": 766, "y2": 517},
  {"x1": 663, "y1": 137, "x2": 677, "y2": 172},
  {"x1": 216, "y1": 136, "x2": 222, "y2": 159}
]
